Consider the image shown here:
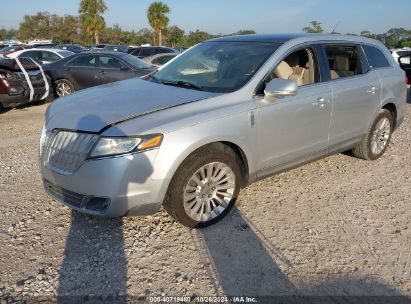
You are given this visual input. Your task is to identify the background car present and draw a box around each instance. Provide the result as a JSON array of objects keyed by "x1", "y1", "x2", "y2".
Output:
[
  {"x1": 391, "y1": 48, "x2": 411, "y2": 63},
  {"x1": 7, "y1": 48, "x2": 74, "y2": 64},
  {"x1": 0, "y1": 45, "x2": 31, "y2": 57},
  {"x1": 129, "y1": 46, "x2": 179, "y2": 58},
  {"x1": 0, "y1": 57, "x2": 51, "y2": 111},
  {"x1": 44, "y1": 51, "x2": 156, "y2": 97},
  {"x1": 143, "y1": 53, "x2": 178, "y2": 67},
  {"x1": 100, "y1": 44, "x2": 128, "y2": 53},
  {"x1": 53, "y1": 44, "x2": 85, "y2": 53},
  {"x1": 398, "y1": 54, "x2": 411, "y2": 85}
]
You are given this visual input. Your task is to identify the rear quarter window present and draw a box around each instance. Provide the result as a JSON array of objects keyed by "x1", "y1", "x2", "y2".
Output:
[{"x1": 363, "y1": 45, "x2": 390, "y2": 69}]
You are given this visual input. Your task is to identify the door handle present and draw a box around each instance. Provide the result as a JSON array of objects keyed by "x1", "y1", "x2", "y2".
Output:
[
  {"x1": 313, "y1": 97, "x2": 328, "y2": 108},
  {"x1": 98, "y1": 70, "x2": 106, "y2": 75},
  {"x1": 367, "y1": 86, "x2": 378, "y2": 94}
]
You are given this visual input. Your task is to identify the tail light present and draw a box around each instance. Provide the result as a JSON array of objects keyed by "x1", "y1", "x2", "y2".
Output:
[
  {"x1": 0, "y1": 79, "x2": 8, "y2": 94},
  {"x1": 406, "y1": 74, "x2": 409, "y2": 85}
]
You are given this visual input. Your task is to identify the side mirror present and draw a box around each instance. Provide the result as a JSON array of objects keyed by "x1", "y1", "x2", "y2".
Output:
[
  {"x1": 264, "y1": 78, "x2": 298, "y2": 98},
  {"x1": 399, "y1": 56, "x2": 410, "y2": 65}
]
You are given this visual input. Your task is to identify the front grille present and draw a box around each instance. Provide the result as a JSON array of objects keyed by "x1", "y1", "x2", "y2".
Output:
[
  {"x1": 41, "y1": 130, "x2": 99, "y2": 175},
  {"x1": 43, "y1": 179, "x2": 85, "y2": 208}
]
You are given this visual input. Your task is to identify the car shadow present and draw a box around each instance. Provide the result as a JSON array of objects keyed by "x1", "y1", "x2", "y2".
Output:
[
  {"x1": 192, "y1": 207, "x2": 411, "y2": 303},
  {"x1": 191, "y1": 207, "x2": 297, "y2": 298},
  {"x1": 57, "y1": 115, "x2": 153, "y2": 303}
]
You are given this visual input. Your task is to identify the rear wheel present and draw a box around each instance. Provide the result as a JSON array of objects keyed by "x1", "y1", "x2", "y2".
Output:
[
  {"x1": 55, "y1": 79, "x2": 75, "y2": 97},
  {"x1": 352, "y1": 109, "x2": 393, "y2": 160},
  {"x1": 164, "y1": 144, "x2": 242, "y2": 228}
]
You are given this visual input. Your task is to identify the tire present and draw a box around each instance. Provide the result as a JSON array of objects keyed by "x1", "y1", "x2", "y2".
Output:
[
  {"x1": 163, "y1": 143, "x2": 242, "y2": 228},
  {"x1": 352, "y1": 109, "x2": 393, "y2": 160},
  {"x1": 54, "y1": 79, "x2": 75, "y2": 97}
]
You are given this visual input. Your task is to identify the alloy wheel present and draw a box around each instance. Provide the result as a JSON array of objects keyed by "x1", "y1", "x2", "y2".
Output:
[
  {"x1": 183, "y1": 161, "x2": 236, "y2": 222},
  {"x1": 370, "y1": 117, "x2": 391, "y2": 155}
]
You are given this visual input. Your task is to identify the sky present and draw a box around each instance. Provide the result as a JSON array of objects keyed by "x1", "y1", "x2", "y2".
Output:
[{"x1": 0, "y1": 0, "x2": 410, "y2": 35}]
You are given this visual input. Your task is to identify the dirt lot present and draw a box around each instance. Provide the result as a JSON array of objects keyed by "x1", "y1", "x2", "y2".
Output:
[{"x1": 0, "y1": 91, "x2": 410, "y2": 303}]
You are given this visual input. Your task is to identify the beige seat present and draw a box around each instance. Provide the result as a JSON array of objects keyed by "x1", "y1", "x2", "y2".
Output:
[
  {"x1": 273, "y1": 61, "x2": 303, "y2": 86},
  {"x1": 333, "y1": 55, "x2": 354, "y2": 78}
]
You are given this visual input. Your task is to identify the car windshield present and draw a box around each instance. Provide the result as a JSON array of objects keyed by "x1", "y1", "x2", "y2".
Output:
[
  {"x1": 57, "y1": 51, "x2": 74, "y2": 58},
  {"x1": 121, "y1": 54, "x2": 151, "y2": 69},
  {"x1": 151, "y1": 41, "x2": 281, "y2": 93}
]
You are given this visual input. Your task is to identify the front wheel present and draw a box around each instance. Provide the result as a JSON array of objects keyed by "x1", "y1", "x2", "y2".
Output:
[
  {"x1": 163, "y1": 144, "x2": 242, "y2": 228},
  {"x1": 352, "y1": 109, "x2": 393, "y2": 160}
]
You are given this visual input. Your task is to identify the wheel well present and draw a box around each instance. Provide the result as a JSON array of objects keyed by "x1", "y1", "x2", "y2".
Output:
[
  {"x1": 219, "y1": 141, "x2": 249, "y2": 187},
  {"x1": 382, "y1": 103, "x2": 397, "y2": 129}
]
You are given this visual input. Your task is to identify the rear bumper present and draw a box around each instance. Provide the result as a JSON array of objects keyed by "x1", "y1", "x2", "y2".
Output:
[{"x1": 40, "y1": 149, "x2": 164, "y2": 217}]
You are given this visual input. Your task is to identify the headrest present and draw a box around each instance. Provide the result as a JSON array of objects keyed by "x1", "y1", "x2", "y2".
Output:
[
  {"x1": 274, "y1": 61, "x2": 293, "y2": 79},
  {"x1": 334, "y1": 55, "x2": 349, "y2": 70}
]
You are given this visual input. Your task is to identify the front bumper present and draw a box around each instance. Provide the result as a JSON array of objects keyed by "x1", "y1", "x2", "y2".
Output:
[
  {"x1": 0, "y1": 93, "x2": 32, "y2": 108},
  {"x1": 40, "y1": 149, "x2": 164, "y2": 217}
]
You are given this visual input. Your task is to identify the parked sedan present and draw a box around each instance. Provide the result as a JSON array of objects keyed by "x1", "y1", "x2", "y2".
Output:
[
  {"x1": 7, "y1": 48, "x2": 74, "y2": 64},
  {"x1": 40, "y1": 34, "x2": 406, "y2": 228},
  {"x1": 44, "y1": 51, "x2": 156, "y2": 97},
  {"x1": 143, "y1": 53, "x2": 178, "y2": 67}
]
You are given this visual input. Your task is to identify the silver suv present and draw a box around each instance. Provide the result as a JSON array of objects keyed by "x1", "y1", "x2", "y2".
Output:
[{"x1": 40, "y1": 34, "x2": 407, "y2": 227}]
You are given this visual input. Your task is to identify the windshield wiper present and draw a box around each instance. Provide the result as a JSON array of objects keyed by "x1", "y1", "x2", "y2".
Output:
[{"x1": 161, "y1": 80, "x2": 204, "y2": 91}]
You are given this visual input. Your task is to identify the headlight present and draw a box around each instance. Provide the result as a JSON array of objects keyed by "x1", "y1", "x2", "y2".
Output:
[{"x1": 89, "y1": 134, "x2": 163, "y2": 158}]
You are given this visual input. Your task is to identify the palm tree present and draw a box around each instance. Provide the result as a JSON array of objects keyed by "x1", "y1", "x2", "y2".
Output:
[
  {"x1": 147, "y1": 2, "x2": 170, "y2": 46},
  {"x1": 79, "y1": 0, "x2": 107, "y2": 45}
]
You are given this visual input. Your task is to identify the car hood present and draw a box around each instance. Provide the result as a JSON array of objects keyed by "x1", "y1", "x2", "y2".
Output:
[{"x1": 46, "y1": 78, "x2": 217, "y2": 132}]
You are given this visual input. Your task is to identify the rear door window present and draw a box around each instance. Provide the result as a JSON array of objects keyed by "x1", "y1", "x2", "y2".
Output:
[
  {"x1": 324, "y1": 45, "x2": 363, "y2": 80},
  {"x1": 19, "y1": 50, "x2": 41, "y2": 60},
  {"x1": 67, "y1": 55, "x2": 98, "y2": 67},
  {"x1": 363, "y1": 45, "x2": 390, "y2": 69},
  {"x1": 41, "y1": 51, "x2": 60, "y2": 62},
  {"x1": 99, "y1": 56, "x2": 125, "y2": 69}
]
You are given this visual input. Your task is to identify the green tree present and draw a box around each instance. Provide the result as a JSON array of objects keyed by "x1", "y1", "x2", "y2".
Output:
[
  {"x1": 0, "y1": 28, "x2": 6, "y2": 41},
  {"x1": 302, "y1": 21, "x2": 323, "y2": 33},
  {"x1": 79, "y1": 0, "x2": 107, "y2": 45},
  {"x1": 18, "y1": 12, "x2": 56, "y2": 40},
  {"x1": 235, "y1": 30, "x2": 256, "y2": 35},
  {"x1": 53, "y1": 15, "x2": 81, "y2": 43},
  {"x1": 185, "y1": 30, "x2": 215, "y2": 47},
  {"x1": 101, "y1": 23, "x2": 123, "y2": 44},
  {"x1": 147, "y1": 1, "x2": 170, "y2": 46},
  {"x1": 360, "y1": 30, "x2": 374, "y2": 39},
  {"x1": 401, "y1": 40, "x2": 411, "y2": 48},
  {"x1": 165, "y1": 25, "x2": 184, "y2": 47}
]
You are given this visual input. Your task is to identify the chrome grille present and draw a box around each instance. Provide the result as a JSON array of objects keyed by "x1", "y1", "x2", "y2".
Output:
[{"x1": 41, "y1": 130, "x2": 99, "y2": 175}]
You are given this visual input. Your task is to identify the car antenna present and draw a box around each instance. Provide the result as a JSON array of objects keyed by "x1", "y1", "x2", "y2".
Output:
[{"x1": 330, "y1": 21, "x2": 340, "y2": 34}]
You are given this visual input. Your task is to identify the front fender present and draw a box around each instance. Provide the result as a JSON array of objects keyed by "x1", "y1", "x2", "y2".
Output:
[{"x1": 151, "y1": 110, "x2": 257, "y2": 204}]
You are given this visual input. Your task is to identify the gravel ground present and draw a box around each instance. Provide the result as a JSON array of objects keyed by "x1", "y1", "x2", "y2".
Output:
[{"x1": 0, "y1": 91, "x2": 410, "y2": 303}]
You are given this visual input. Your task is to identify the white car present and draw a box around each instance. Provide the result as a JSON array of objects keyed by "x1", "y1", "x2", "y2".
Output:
[
  {"x1": 391, "y1": 48, "x2": 411, "y2": 64},
  {"x1": 7, "y1": 48, "x2": 74, "y2": 64}
]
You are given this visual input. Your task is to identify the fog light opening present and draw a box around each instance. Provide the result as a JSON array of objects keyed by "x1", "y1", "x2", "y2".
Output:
[{"x1": 83, "y1": 196, "x2": 110, "y2": 212}]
